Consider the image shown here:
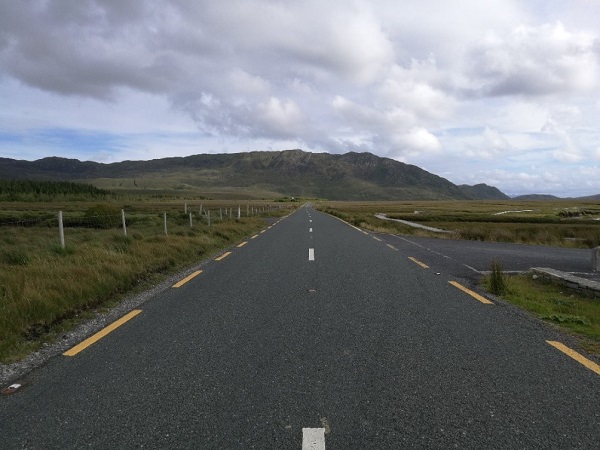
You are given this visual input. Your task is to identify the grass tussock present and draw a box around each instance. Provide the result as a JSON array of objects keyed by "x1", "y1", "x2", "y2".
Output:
[
  {"x1": 482, "y1": 273, "x2": 600, "y2": 356},
  {"x1": 0, "y1": 203, "x2": 291, "y2": 362}
]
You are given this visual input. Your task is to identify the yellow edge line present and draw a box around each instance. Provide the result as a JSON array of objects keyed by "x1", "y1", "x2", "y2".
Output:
[
  {"x1": 64, "y1": 310, "x2": 142, "y2": 356},
  {"x1": 237, "y1": 241, "x2": 248, "y2": 248},
  {"x1": 546, "y1": 341, "x2": 600, "y2": 376},
  {"x1": 408, "y1": 256, "x2": 429, "y2": 269},
  {"x1": 448, "y1": 281, "x2": 493, "y2": 305},
  {"x1": 215, "y1": 251, "x2": 232, "y2": 261},
  {"x1": 172, "y1": 270, "x2": 202, "y2": 288},
  {"x1": 386, "y1": 244, "x2": 397, "y2": 251}
]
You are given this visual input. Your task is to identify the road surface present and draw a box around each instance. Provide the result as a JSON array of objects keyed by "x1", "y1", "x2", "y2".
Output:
[{"x1": 1, "y1": 205, "x2": 598, "y2": 449}]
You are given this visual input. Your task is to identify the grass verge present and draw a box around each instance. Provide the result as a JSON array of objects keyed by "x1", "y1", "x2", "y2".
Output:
[{"x1": 482, "y1": 273, "x2": 600, "y2": 356}]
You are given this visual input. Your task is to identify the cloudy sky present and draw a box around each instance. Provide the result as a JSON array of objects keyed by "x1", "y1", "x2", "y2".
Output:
[{"x1": 1, "y1": 0, "x2": 600, "y2": 197}]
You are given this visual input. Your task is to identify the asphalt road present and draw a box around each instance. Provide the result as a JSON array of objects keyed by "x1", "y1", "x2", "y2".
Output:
[{"x1": 1, "y1": 205, "x2": 598, "y2": 449}]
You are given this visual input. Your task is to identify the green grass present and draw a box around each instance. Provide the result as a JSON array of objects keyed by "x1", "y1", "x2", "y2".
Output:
[
  {"x1": 0, "y1": 201, "x2": 293, "y2": 362},
  {"x1": 482, "y1": 274, "x2": 600, "y2": 356}
]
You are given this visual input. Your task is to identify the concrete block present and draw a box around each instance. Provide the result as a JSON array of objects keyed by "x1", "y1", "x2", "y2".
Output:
[{"x1": 593, "y1": 247, "x2": 600, "y2": 272}]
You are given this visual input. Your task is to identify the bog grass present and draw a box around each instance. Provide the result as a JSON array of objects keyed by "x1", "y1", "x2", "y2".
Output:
[
  {"x1": 0, "y1": 200, "x2": 292, "y2": 362},
  {"x1": 317, "y1": 199, "x2": 600, "y2": 248}
]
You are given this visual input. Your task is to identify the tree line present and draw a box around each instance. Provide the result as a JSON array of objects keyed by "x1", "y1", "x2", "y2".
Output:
[{"x1": 0, "y1": 179, "x2": 112, "y2": 201}]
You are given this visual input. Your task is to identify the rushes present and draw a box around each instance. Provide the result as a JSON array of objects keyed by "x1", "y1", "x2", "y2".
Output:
[{"x1": 488, "y1": 260, "x2": 508, "y2": 296}]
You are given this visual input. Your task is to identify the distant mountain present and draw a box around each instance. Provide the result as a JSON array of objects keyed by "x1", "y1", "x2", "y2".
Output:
[
  {"x1": 459, "y1": 184, "x2": 510, "y2": 200},
  {"x1": 0, "y1": 150, "x2": 509, "y2": 201},
  {"x1": 512, "y1": 194, "x2": 600, "y2": 201},
  {"x1": 512, "y1": 194, "x2": 561, "y2": 201}
]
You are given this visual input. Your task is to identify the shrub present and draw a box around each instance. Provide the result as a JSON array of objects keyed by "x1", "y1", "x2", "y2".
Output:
[{"x1": 83, "y1": 204, "x2": 121, "y2": 228}]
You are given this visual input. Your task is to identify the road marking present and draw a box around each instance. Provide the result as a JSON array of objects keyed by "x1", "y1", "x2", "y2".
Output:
[
  {"x1": 63, "y1": 310, "x2": 142, "y2": 356},
  {"x1": 309, "y1": 248, "x2": 315, "y2": 261},
  {"x1": 372, "y1": 236, "x2": 382, "y2": 242},
  {"x1": 251, "y1": 234, "x2": 259, "y2": 239},
  {"x1": 309, "y1": 220, "x2": 312, "y2": 223},
  {"x1": 546, "y1": 341, "x2": 600, "y2": 376},
  {"x1": 448, "y1": 281, "x2": 493, "y2": 305},
  {"x1": 408, "y1": 257, "x2": 429, "y2": 269},
  {"x1": 237, "y1": 241, "x2": 248, "y2": 248},
  {"x1": 386, "y1": 243, "x2": 397, "y2": 251},
  {"x1": 302, "y1": 428, "x2": 325, "y2": 450},
  {"x1": 215, "y1": 251, "x2": 232, "y2": 261},
  {"x1": 1, "y1": 383, "x2": 22, "y2": 395},
  {"x1": 309, "y1": 228, "x2": 313, "y2": 232},
  {"x1": 172, "y1": 270, "x2": 203, "y2": 288},
  {"x1": 260, "y1": 229, "x2": 267, "y2": 234}
]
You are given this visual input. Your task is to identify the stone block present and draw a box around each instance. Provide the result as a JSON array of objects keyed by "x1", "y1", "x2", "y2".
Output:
[{"x1": 593, "y1": 247, "x2": 600, "y2": 272}]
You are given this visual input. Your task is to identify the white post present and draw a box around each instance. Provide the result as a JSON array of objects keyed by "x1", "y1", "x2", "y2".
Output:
[
  {"x1": 121, "y1": 209, "x2": 127, "y2": 236},
  {"x1": 58, "y1": 211, "x2": 65, "y2": 249},
  {"x1": 184, "y1": 202, "x2": 187, "y2": 214},
  {"x1": 189, "y1": 212, "x2": 193, "y2": 228},
  {"x1": 207, "y1": 210, "x2": 211, "y2": 226},
  {"x1": 164, "y1": 213, "x2": 168, "y2": 235},
  {"x1": 219, "y1": 208, "x2": 223, "y2": 220},
  {"x1": 237, "y1": 205, "x2": 241, "y2": 219},
  {"x1": 199, "y1": 204, "x2": 203, "y2": 216}
]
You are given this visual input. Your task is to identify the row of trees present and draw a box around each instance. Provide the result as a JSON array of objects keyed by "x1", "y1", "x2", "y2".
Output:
[{"x1": 0, "y1": 179, "x2": 112, "y2": 201}]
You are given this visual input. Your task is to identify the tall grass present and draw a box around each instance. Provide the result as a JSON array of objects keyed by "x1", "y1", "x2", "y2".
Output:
[{"x1": 489, "y1": 260, "x2": 508, "y2": 295}]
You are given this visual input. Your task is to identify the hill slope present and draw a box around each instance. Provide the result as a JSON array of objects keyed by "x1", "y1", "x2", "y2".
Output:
[{"x1": 0, "y1": 150, "x2": 508, "y2": 200}]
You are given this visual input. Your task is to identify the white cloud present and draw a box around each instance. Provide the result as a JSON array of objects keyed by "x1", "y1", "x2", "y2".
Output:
[
  {"x1": 394, "y1": 128, "x2": 442, "y2": 156},
  {"x1": 257, "y1": 97, "x2": 305, "y2": 137},
  {"x1": 465, "y1": 22, "x2": 600, "y2": 97}
]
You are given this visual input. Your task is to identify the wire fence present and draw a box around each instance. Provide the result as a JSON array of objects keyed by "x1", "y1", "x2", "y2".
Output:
[{"x1": 0, "y1": 202, "x2": 287, "y2": 249}]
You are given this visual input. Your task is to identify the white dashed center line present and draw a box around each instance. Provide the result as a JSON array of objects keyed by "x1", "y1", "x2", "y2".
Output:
[
  {"x1": 302, "y1": 428, "x2": 325, "y2": 450},
  {"x1": 309, "y1": 248, "x2": 315, "y2": 261},
  {"x1": 309, "y1": 228, "x2": 313, "y2": 232}
]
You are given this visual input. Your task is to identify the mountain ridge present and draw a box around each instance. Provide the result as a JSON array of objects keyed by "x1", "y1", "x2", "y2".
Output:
[{"x1": 1, "y1": 150, "x2": 510, "y2": 201}]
